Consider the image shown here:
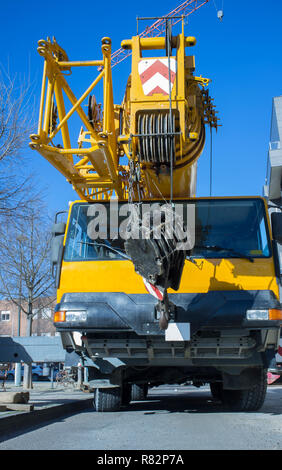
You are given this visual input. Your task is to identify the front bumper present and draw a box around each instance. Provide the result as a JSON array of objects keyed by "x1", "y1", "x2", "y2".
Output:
[{"x1": 54, "y1": 289, "x2": 282, "y2": 335}]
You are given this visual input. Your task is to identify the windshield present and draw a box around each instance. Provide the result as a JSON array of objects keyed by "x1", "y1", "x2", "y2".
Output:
[
  {"x1": 64, "y1": 203, "x2": 126, "y2": 261},
  {"x1": 190, "y1": 198, "x2": 270, "y2": 259},
  {"x1": 63, "y1": 198, "x2": 271, "y2": 262}
]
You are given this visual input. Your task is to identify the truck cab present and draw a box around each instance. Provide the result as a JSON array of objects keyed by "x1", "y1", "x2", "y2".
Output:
[{"x1": 52, "y1": 196, "x2": 282, "y2": 411}]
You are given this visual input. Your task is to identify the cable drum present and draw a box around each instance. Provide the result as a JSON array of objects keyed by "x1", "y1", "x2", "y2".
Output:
[{"x1": 137, "y1": 111, "x2": 177, "y2": 164}]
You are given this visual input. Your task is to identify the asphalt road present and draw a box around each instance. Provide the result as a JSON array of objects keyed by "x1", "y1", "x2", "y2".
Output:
[{"x1": 0, "y1": 384, "x2": 282, "y2": 451}]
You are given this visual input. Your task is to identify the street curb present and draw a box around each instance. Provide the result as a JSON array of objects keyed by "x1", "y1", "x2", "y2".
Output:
[{"x1": 0, "y1": 397, "x2": 94, "y2": 439}]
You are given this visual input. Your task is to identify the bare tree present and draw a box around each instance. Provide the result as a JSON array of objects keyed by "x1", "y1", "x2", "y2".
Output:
[
  {"x1": 0, "y1": 205, "x2": 55, "y2": 387},
  {"x1": 0, "y1": 68, "x2": 54, "y2": 388},
  {"x1": 0, "y1": 208, "x2": 55, "y2": 331},
  {"x1": 0, "y1": 72, "x2": 30, "y2": 162},
  {"x1": 0, "y1": 69, "x2": 38, "y2": 218}
]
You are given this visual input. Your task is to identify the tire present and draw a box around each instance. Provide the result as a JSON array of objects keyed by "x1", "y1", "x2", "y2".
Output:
[
  {"x1": 222, "y1": 368, "x2": 267, "y2": 412},
  {"x1": 122, "y1": 383, "x2": 132, "y2": 405},
  {"x1": 210, "y1": 382, "x2": 223, "y2": 401},
  {"x1": 94, "y1": 387, "x2": 121, "y2": 412},
  {"x1": 131, "y1": 384, "x2": 148, "y2": 401}
]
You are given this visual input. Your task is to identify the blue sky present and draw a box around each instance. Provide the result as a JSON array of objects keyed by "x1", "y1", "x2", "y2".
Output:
[{"x1": 1, "y1": 0, "x2": 282, "y2": 216}]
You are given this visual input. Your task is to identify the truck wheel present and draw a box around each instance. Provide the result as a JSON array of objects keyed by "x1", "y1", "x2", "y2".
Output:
[
  {"x1": 222, "y1": 369, "x2": 267, "y2": 412},
  {"x1": 94, "y1": 387, "x2": 121, "y2": 412},
  {"x1": 210, "y1": 382, "x2": 223, "y2": 401},
  {"x1": 131, "y1": 384, "x2": 148, "y2": 401},
  {"x1": 122, "y1": 383, "x2": 132, "y2": 405}
]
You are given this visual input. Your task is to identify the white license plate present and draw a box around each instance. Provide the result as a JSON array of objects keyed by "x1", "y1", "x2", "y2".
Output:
[{"x1": 165, "y1": 322, "x2": 190, "y2": 341}]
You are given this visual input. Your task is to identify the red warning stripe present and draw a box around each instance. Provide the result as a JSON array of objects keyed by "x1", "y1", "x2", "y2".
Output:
[
  {"x1": 147, "y1": 86, "x2": 167, "y2": 96},
  {"x1": 143, "y1": 277, "x2": 164, "y2": 300},
  {"x1": 139, "y1": 59, "x2": 176, "y2": 84}
]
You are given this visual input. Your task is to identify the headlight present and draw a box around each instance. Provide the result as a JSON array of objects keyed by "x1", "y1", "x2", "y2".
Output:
[
  {"x1": 65, "y1": 311, "x2": 87, "y2": 322},
  {"x1": 246, "y1": 309, "x2": 282, "y2": 321},
  {"x1": 246, "y1": 309, "x2": 269, "y2": 320},
  {"x1": 54, "y1": 310, "x2": 87, "y2": 322}
]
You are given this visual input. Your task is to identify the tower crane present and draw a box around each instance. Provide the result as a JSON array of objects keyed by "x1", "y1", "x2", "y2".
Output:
[{"x1": 111, "y1": 0, "x2": 211, "y2": 67}]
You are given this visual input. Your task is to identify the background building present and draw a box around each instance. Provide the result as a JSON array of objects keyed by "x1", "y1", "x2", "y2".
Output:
[
  {"x1": 264, "y1": 96, "x2": 282, "y2": 200},
  {"x1": 0, "y1": 297, "x2": 57, "y2": 337}
]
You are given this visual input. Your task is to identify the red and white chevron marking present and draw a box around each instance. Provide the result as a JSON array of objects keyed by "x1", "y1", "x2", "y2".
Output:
[
  {"x1": 142, "y1": 277, "x2": 164, "y2": 300},
  {"x1": 138, "y1": 58, "x2": 177, "y2": 96}
]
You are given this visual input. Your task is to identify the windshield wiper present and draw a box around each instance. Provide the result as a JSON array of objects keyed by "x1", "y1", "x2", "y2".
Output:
[
  {"x1": 192, "y1": 244, "x2": 254, "y2": 263},
  {"x1": 78, "y1": 241, "x2": 130, "y2": 260}
]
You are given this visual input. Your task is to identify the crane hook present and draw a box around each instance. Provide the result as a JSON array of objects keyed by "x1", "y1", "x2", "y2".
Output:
[{"x1": 217, "y1": 10, "x2": 224, "y2": 21}]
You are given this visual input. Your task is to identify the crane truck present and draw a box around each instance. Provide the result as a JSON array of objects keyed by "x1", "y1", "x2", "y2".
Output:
[{"x1": 30, "y1": 15, "x2": 282, "y2": 411}]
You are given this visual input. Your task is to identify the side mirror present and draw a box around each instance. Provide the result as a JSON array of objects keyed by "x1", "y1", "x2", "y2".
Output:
[
  {"x1": 51, "y1": 221, "x2": 66, "y2": 266},
  {"x1": 52, "y1": 222, "x2": 66, "y2": 236},
  {"x1": 51, "y1": 222, "x2": 66, "y2": 286},
  {"x1": 51, "y1": 235, "x2": 64, "y2": 265},
  {"x1": 50, "y1": 213, "x2": 67, "y2": 285},
  {"x1": 271, "y1": 212, "x2": 282, "y2": 244}
]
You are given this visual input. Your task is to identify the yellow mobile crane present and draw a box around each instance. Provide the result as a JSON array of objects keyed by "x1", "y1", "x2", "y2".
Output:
[{"x1": 30, "y1": 5, "x2": 282, "y2": 411}]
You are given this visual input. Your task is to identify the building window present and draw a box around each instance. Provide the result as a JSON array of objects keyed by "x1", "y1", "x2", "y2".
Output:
[
  {"x1": 1, "y1": 311, "x2": 10, "y2": 322},
  {"x1": 41, "y1": 308, "x2": 52, "y2": 318},
  {"x1": 32, "y1": 308, "x2": 39, "y2": 320},
  {"x1": 33, "y1": 307, "x2": 52, "y2": 319}
]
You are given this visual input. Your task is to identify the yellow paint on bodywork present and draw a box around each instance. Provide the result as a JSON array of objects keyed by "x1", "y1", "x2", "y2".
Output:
[
  {"x1": 57, "y1": 256, "x2": 279, "y2": 302},
  {"x1": 57, "y1": 196, "x2": 279, "y2": 303}
]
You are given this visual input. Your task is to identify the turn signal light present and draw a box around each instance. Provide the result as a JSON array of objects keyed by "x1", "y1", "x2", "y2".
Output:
[
  {"x1": 269, "y1": 309, "x2": 282, "y2": 321},
  {"x1": 54, "y1": 311, "x2": 66, "y2": 322}
]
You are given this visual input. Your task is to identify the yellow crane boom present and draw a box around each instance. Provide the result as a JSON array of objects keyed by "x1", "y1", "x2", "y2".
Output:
[{"x1": 29, "y1": 19, "x2": 218, "y2": 202}]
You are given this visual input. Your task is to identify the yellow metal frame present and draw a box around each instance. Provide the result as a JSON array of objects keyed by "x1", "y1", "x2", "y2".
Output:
[
  {"x1": 119, "y1": 25, "x2": 217, "y2": 199},
  {"x1": 30, "y1": 36, "x2": 123, "y2": 201},
  {"x1": 30, "y1": 28, "x2": 218, "y2": 201},
  {"x1": 121, "y1": 33, "x2": 209, "y2": 156}
]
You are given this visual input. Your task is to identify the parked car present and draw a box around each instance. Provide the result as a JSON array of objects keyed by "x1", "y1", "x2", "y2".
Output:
[
  {"x1": 0, "y1": 365, "x2": 43, "y2": 381},
  {"x1": 0, "y1": 364, "x2": 58, "y2": 381}
]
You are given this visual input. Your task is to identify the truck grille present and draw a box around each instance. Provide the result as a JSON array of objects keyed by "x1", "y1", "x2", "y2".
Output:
[{"x1": 84, "y1": 335, "x2": 256, "y2": 360}]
